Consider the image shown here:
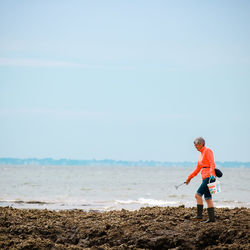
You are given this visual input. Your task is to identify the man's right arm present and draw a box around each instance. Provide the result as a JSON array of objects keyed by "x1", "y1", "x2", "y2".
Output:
[{"x1": 185, "y1": 163, "x2": 201, "y2": 184}]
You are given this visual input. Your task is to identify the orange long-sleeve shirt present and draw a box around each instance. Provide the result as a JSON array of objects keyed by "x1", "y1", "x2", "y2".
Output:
[{"x1": 188, "y1": 146, "x2": 216, "y2": 180}]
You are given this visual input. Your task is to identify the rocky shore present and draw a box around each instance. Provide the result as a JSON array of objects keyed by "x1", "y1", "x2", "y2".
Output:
[{"x1": 0, "y1": 206, "x2": 249, "y2": 249}]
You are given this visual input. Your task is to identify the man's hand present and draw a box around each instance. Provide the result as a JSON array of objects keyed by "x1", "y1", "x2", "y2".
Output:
[{"x1": 185, "y1": 179, "x2": 191, "y2": 185}]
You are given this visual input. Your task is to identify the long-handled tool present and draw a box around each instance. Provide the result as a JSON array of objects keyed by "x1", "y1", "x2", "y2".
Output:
[{"x1": 174, "y1": 182, "x2": 185, "y2": 190}]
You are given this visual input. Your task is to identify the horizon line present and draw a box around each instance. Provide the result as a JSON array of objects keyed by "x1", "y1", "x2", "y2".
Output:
[{"x1": 0, "y1": 157, "x2": 249, "y2": 164}]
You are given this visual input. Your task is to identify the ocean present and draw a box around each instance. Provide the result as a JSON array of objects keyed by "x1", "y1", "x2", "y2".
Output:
[{"x1": 0, "y1": 165, "x2": 249, "y2": 211}]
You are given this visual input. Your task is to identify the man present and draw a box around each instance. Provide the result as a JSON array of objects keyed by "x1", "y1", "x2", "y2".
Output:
[{"x1": 185, "y1": 137, "x2": 216, "y2": 223}]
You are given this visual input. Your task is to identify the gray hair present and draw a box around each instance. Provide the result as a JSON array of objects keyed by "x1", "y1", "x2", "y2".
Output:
[{"x1": 194, "y1": 137, "x2": 205, "y2": 146}]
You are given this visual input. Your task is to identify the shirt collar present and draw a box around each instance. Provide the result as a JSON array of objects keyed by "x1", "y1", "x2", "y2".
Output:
[{"x1": 200, "y1": 146, "x2": 206, "y2": 153}]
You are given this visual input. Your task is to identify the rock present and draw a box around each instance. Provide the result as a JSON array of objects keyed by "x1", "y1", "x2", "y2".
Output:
[{"x1": 0, "y1": 206, "x2": 249, "y2": 249}]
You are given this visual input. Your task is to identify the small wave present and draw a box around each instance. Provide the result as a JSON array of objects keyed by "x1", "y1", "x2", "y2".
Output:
[
  {"x1": 219, "y1": 200, "x2": 244, "y2": 204},
  {"x1": 80, "y1": 188, "x2": 92, "y2": 191},
  {"x1": 0, "y1": 199, "x2": 53, "y2": 205},
  {"x1": 21, "y1": 183, "x2": 41, "y2": 187},
  {"x1": 26, "y1": 201, "x2": 52, "y2": 205},
  {"x1": 169, "y1": 194, "x2": 188, "y2": 198},
  {"x1": 115, "y1": 198, "x2": 177, "y2": 206},
  {"x1": 214, "y1": 200, "x2": 250, "y2": 208},
  {"x1": 0, "y1": 199, "x2": 92, "y2": 206}
]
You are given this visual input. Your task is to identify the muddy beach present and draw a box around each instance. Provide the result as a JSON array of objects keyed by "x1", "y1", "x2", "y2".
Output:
[{"x1": 0, "y1": 206, "x2": 249, "y2": 249}]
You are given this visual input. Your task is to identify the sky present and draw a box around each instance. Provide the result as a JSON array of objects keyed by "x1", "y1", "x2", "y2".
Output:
[{"x1": 0, "y1": 0, "x2": 250, "y2": 162}]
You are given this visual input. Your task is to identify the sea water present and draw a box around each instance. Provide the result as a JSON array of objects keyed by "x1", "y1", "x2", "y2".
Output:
[{"x1": 0, "y1": 165, "x2": 249, "y2": 211}]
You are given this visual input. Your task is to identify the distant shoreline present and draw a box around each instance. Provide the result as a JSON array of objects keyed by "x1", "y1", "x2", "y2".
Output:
[{"x1": 0, "y1": 158, "x2": 250, "y2": 167}]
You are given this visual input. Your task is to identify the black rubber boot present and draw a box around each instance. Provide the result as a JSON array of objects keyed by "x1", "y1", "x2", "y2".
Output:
[
  {"x1": 203, "y1": 207, "x2": 215, "y2": 223},
  {"x1": 192, "y1": 204, "x2": 203, "y2": 220}
]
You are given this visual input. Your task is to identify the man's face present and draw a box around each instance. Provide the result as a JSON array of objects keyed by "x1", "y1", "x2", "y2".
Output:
[{"x1": 194, "y1": 143, "x2": 203, "y2": 152}]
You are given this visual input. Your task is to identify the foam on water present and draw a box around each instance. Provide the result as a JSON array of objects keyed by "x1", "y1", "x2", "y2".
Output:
[{"x1": 115, "y1": 198, "x2": 178, "y2": 206}]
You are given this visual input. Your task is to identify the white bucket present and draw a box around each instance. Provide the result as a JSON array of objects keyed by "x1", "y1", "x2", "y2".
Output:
[{"x1": 207, "y1": 179, "x2": 221, "y2": 195}]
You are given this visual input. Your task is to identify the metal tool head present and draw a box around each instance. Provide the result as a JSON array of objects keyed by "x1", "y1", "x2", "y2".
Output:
[{"x1": 175, "y1": 182, "x2": 185, "y2": 190}]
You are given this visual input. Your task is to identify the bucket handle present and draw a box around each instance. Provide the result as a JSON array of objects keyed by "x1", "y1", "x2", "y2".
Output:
[{"x1": 208, "y1": 177, "x2": 216, "y2": 184}]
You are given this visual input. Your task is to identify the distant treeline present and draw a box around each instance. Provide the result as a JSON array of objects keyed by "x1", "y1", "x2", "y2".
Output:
[{"x1": 0, "y1": 158, "x2": 249, "y2": 167}]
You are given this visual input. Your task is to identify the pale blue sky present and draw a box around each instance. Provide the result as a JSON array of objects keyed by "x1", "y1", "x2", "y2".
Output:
[{"x1": 0, "y1": 0, "x2": 250, "y2": 161}]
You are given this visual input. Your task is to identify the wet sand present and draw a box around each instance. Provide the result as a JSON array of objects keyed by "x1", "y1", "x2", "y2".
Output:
[{"x1": 0, "y1": 206, "x2": 249, "y2": 249}]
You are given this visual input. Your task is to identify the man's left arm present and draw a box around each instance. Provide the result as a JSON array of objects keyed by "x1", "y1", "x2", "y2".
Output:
[{"x1": 207, "y1": 149, "x2": 215, "y2": 177}]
